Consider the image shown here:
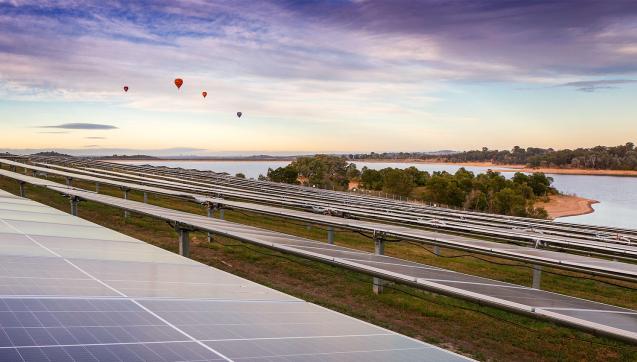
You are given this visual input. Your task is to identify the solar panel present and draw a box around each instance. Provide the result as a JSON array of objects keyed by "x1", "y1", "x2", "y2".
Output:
[
  {"x1": 3, "y1": 160, "x2": 636, "y2": 275},
  {"x1": 0, "y1": 189, "x2": 470, "y2": 361}
]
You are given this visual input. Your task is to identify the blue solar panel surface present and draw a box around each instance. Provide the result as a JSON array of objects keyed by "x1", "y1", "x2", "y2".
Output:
[{"x1": 0, "y1": 189, "x2": 471, "y2": 361}]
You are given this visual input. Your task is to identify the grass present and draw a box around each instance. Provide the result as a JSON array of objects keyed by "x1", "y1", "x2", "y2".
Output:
[{"x1": 1, "y1": 169, "x2": 636, "y2": 361}]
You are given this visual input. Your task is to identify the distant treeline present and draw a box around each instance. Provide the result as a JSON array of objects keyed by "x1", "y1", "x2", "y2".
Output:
[
  {"x1": 444, "y1": 143, "x2": 637, "y2": 170},
  {"x1": 97, "y1": 154, "x2": 159, "y2": 160},
  {"x1": 32, "y1": 151, "x2": 73, "y2": 157},
  {"x1": 347, "y1": 151, "x2": 456, "y2": 160},
  {"x1": 264, "y1": 155, "x2": 554, "y2": 218},
  {"x1": 349, "y1": 142, "x2": 637, "y2": 170}
]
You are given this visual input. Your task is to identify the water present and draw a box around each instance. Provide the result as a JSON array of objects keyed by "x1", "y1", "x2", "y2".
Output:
[
  {"x1": 549, "y1": 175, "x2": 637, "y2": 229},
  {"x1": 113, "y1": 160, "x2": 637, "y2": 229}
]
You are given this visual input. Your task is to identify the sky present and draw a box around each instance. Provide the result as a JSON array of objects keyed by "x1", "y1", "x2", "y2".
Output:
[{"x1": 1, "y1": 0, "x2": 637, "y2": 156}]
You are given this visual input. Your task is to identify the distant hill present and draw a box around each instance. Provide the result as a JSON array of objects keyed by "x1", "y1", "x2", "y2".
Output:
[
  {"x1": 97, "y1": 154, "x2": 159, "y2": 160},
  {"x1": 347, "y1": 150, "x2": 458, "y2": 160},
  {"x1": 31, "y1": 151, "x2": 73, "y2": 157}
]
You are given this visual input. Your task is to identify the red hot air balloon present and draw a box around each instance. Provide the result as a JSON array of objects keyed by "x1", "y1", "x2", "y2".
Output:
[
  {"x1": 202, "y1": 91, "x2": 207, "y2": 98},
  {"x1": 236, "y1": 112, "x2": 242, "y2": 118},
  {"x1": 123, "y1": 86, "x2": 128, "y2": 92},
  {"x1": 174, "y1": 78, "x2": 183, "y2": 90}
]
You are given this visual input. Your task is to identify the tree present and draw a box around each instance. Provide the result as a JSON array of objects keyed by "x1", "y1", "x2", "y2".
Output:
[
  {"x1": 267, "y1": 166, "x2": 299, "y2": 184},
  {"x1": 382, "y1": 168, "x2": 415, "y2": 196},
  {"x1": 291, "y1": 155, "x2": 349, "y2": 189},
  {"x1": 345, "y1": 163, "x2": 361, "y2": 180},
  {"x1": 235, "y1": 172, "x2": 246, "y2": 179},
  {"x1": 360, "y1": 167, "x2": 383, "y2": 190}
]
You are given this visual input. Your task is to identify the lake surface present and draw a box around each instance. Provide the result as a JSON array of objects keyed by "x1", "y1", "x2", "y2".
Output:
[{"x1": 114, "y1": 160, "x2": 637, "y2": 230}]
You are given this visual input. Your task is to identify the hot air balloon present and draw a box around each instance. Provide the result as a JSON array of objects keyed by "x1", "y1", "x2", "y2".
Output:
[
  {"x1": 174, "y1": 78, "x2": 183, "y2": 90},
  {"x1": 202, "y1": 91, "x2": 207, "y2": 98},
  {"x1": 123, "y1": 86, "x2": 128, "y2": 92},
  {"x1": 236, "y1": 112, "x2": 242, "y2": 118}
]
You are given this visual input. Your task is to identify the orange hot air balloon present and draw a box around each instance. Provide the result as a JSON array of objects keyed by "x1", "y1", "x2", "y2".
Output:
[
  {"x1": 123, "y1": 86, "x2": 128, "y2": 92},
  {"x1": 174, "y1": 78, "x2": 183, "y2": 89},
  {"x1": 202, "y1": 91, "x2": 207, "y2": 98}
]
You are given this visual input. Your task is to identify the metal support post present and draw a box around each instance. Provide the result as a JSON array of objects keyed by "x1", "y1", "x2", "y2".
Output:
[
  {"x1": 373, "y1": 231, "x2": 386, "y2": 294},
  {"x1": 18, "y1": 181, "x2": 25, "y2": 197},
  {"x1": 433, "y1": 245, "x2": 440, "y2": 256},
  {"x1": 122, "y1": 188, "x2": 130, "y2": 219},
  {"x1": 172, "y1": 222, "x2": 195, "y2": 257},
  {"x1": 327, "y1": 225, "x2": 334, "y2": 244},
  {"x1": 532, "y1": 239, "x2": 542, "y2": 289},
  {"x1": 95, "y1": 182, "x2": 100, "y2": 193},
  {"x1": 66, "y1": 177, "x2": 73, "y2": 187},
  {"x1": 143, "y1": 192, "x2": 148, "y2": 204},
  {"x1": 206, "y1": 204, "x2": 214, "y2": 242},
  {"x1": 532, "y1": 265, "x2": 542, "y2": 289},
  {"x1": 69, "y1": 196, "x2": 80, "y2": 216},
  {"x1": 219, "y1": 208, "x2": 225, "y2": 220},
  {"x1": 179, "y1": 228, "x2": 190, "y2": 257}
]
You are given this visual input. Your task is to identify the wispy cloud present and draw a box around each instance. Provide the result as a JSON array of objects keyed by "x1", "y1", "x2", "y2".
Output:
[
  {"x1": 37, "y1": 131, "x2": 68, "y2": 134},
  {"x1": 85, "y1": 136, "x2": 106, "y2": 139},
  {"x1": 39, "y1": 123, "x2": 118, "y2": 130},
  {"x1": 558, "y1": 79, "x2": 637, "y2": 92}
]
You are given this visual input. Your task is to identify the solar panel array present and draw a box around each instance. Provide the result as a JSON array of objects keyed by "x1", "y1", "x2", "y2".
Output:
[
  {"x1": 2, "y1": 161, "x2": 636, "y2": 282},
  {"x1": 0, "y1": 189, "x2": 471, "y2": 361},
  {"x1": 2, "y1": 165, "x2": 636, "y2": 344}
]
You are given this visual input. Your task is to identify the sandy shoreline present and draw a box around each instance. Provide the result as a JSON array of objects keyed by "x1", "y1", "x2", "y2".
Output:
[{"x1": 535, "y1": 195, "x2": 598, "y2": 219}]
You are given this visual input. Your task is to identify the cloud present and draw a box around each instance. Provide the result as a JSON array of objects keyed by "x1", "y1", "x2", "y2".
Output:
[
  {"x1": 39, "y1": 123, "x2": 118, "y2": 130},
  {"x1": 85, "y1": 136, "x2": 106, "y2": 139},
  {"x1": 558, "y1": 79, "x2": 637, "y2": 92},
  {"x1": 37, "y1": 131, "x2": 68, "y2": 134}
]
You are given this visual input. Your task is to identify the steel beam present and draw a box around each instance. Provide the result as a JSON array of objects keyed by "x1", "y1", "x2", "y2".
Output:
[{"x1": 373, "y1": 231, "x2": 385, "y2": 294}]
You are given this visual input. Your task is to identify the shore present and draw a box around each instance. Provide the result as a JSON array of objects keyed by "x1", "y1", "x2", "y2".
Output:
[{"x1": 535, "y1": 195, "x2": 598, "y2": 219}]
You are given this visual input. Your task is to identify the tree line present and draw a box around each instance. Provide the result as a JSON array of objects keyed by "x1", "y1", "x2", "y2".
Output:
[
  {"x1": 347, "y1": 142, "x2": 637, "y2": 170},
  {"x1": 263, "y1": 155, "x2": 554, "y2": 218}
]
